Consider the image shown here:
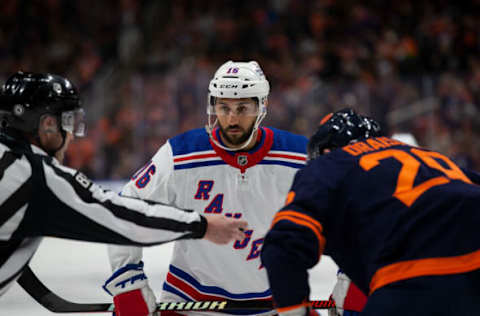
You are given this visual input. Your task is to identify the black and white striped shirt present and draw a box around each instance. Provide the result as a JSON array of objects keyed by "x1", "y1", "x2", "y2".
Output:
[{"x1": 0, "y1": 135, "x2": 206, "y2": 296}]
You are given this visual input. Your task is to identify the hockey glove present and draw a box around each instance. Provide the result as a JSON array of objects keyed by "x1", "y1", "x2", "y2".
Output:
[
  {"x1": 328, "y1": 271, "x2": 366, "y2": 316},
  {"x1": 103, "y1": 261, "x2": 156, "y2": 316}
]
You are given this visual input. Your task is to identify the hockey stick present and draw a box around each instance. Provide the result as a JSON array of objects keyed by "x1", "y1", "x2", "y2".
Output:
[
  {"x1": 17, "y1": 265, "x2": 335, "y2": 313},
  {"x1": 17, "y1": 265, "x2": 111, "y2": 313}
]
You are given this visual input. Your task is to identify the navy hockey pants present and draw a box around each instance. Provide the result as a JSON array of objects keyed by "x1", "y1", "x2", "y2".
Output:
[{"x1": 362, "y1": 269, "x2": 480, "y2": 316}]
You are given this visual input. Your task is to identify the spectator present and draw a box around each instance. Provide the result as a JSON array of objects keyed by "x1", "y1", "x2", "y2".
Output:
[{"x1": 3, "y1": 0, "x2": 480, "y2": 178}]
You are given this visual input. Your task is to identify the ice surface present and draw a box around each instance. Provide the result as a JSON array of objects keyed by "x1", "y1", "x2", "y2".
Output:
[
  {"x1": 1, "y1": 180, "x2": 338, "y2": 315},
  {"x1": 0, "y1": 237, "x2": 338, "y2": 316}
]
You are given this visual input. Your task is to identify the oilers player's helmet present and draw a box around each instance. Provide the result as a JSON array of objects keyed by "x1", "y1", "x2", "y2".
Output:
[
  {"x1": 307, "y1": 108, "x2": 382, "y2": 160},
  {"x1": 0, "y1": 71, "x2": 86, "y2": 137},
  {"x1": 206, "y1": 61, "x2": 270, "y2": 150}
]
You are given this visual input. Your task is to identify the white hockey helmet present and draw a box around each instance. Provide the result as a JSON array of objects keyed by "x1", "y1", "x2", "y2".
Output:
[
  {"x1": 391, "y1": 133, "x2": 419, "y2": 146},
  {"x1": 206, "y1": 61, "x2": 270, "y2": 151}
]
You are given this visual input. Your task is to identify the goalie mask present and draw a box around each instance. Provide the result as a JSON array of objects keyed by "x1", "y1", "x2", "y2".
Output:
[
  {"x1": 206, "y1": 61, "x2": 269, "y2": 151},
  {"x1": 307, "y1": 108, "x2": 382, "y2": 160}
]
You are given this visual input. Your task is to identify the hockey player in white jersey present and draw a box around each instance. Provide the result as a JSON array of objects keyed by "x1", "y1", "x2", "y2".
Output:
[{"x1": 104, "y1": 61, "x2": 309, "y2": 316}]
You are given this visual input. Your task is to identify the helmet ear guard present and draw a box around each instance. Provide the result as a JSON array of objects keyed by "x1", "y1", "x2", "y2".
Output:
[{"x1": 307, "y1": 108, "x2": 382, "y2": 160}]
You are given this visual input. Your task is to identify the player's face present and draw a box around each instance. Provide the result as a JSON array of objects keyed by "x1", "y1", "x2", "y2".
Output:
[{"x1": 214, "y1": 98, "x2": 258, "y2": 147}]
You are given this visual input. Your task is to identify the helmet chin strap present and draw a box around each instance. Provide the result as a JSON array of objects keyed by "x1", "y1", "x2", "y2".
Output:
[
  {"x1": 54, "y1": 128, "x2": 67, "y2": 156},
  {"x1": 36, "y1": 119, "x2": 67, "y2": 157},
  {"x1": 205, "y1": 111, "x2": 266, "y2": 151},
  {"x1": 205, "y1": 122, "x2": 257, "y2": 151}
]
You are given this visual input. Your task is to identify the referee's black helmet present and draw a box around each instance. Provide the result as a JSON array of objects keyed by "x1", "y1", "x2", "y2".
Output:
[{"x1": 0, "y1": 71, "x2": 85, "y2": 136}]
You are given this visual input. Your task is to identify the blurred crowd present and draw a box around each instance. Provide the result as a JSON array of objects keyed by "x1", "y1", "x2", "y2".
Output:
[{"x1": 2, "y1": 0, "x2": 480, "y2": 179}]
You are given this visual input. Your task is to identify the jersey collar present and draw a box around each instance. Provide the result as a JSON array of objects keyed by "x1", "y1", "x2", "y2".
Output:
[{"x1": 209, "y1": 126, "x2": 274, "y2": 173}]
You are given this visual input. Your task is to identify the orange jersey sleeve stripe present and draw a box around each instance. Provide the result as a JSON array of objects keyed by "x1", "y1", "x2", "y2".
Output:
[
  {"x1": 272, "y1": 214, "x2": 325, "y2": 250},
  {"x1": 271, "y1": 211, "x2": 326, "y2": 258},
  {"x1": 276, "y1": 302, "x2": 311, "y2": 313},
  {"x1": 370, "y1": 248, "x2": 480, "y2": 294},
  {"x1": 274, "y1": 210, "x2": 324, "y2": 233}
]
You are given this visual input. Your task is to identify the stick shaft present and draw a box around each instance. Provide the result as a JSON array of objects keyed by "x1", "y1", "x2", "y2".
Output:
[{"x1": 18, "y1": 265, "x2": 335, "y2": 313}]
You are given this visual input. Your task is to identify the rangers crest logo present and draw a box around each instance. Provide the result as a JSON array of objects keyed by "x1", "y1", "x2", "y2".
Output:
[{"x1": 237, "y1": 155, "x2": 248, "y2": 166}]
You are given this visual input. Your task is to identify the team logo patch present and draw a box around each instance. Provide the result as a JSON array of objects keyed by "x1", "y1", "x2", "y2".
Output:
[{"x1": 237, "y1": 155, "x2": 248, "y2": 166}]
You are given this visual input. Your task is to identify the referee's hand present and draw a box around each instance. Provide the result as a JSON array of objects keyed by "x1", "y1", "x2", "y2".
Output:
[{"x1": 203, "y1": 215, "x2": 248, "y2": 244}]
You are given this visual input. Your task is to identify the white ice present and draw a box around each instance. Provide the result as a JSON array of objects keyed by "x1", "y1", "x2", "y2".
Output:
[
  {"x1": 0, "y1": 238, "x2": 338, "y2": 316},
  {"x1": 0, "y1": 180, "x2": 339, "y2": 316}
]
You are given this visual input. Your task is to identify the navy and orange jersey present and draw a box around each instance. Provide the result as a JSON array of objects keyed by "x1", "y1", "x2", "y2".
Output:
[{"x1": 261, "y1": 136, "x2": 480, "y2": 308}]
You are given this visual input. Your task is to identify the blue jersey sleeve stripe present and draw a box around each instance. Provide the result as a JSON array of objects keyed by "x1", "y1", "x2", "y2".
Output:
[
  {"x1": 174, "y1": 160, "x2": 226, "y2": 170},
  {"x1": 258, "y1": 160, "x2": 305, "y2": 169},
  {"x1": 174, "y1": 160, "x2": 304, "y2": 170}
]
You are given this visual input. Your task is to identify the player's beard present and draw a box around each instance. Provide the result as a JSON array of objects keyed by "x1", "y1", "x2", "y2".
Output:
[{"x1": 219, "y1": 122, "x2": 255, "y2": 146}]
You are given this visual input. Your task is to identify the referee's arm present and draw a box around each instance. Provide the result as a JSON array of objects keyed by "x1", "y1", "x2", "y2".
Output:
[{"x1": 20, "y1": 157, "x2": 207, "y2": 246}]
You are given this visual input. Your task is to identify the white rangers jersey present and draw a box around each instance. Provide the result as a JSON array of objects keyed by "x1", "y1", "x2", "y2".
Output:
[{"x1": 108, "y1": 127, "x2": 307, "y2": 315}]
